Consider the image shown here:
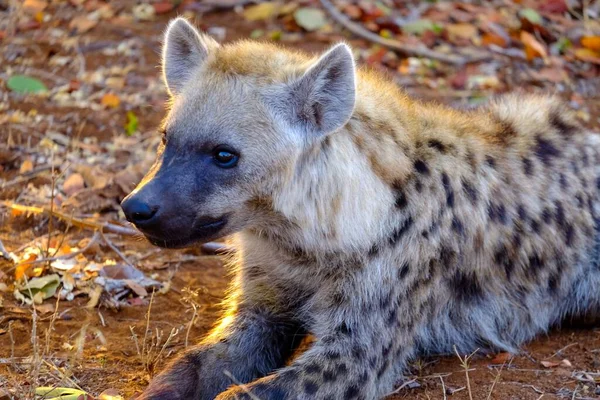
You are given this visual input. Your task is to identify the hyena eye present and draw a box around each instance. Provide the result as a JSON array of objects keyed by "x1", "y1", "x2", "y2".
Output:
[{"x1": 213, "y1": 145, "x2": 239, "y2": 168}]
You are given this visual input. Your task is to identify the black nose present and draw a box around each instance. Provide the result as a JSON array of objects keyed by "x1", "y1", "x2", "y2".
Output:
[{"x1": 121, "y1": 196, "x2": 158, "y2": 225}]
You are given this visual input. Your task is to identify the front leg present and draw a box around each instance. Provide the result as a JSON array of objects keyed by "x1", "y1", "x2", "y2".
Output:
[
  {"x1": 140, "y1": 297, "x2": 301, "y2": 400},
  {"x1": 216, "y1": 282, "x2": 426, "y2": 400}
]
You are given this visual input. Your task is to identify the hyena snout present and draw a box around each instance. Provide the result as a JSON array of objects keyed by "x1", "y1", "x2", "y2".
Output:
[{"x1": 121, "y1": 193, "x2": 159, "y2": 226}]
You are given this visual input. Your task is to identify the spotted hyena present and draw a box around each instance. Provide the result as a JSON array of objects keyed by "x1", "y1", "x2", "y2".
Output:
[{"x1": 121, "y1": 17, "x2": 600, "y2": 400}]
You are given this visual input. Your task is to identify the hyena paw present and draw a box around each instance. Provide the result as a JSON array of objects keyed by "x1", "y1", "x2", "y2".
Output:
[{"x1": 215, "y1": 375, "x2": 291, "y2": 400}]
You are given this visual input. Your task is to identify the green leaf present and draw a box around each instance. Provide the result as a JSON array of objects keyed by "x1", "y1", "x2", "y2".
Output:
[
  {"x1": 35, "y1": 386, "x2": 91, "y2": 399},
  {"x1": 7, "y1": 75, "x2": 48, "y2": 93},
  {"x1": 294, "y1": 7, "x2": 326, "y2": 31},
  {"x1": 250, "y1": 29, "x2": 264, "y2": 39},
  {"x1": 125, "y1": 111, "x2": 138, "y2": 136},
  {"x1": 555, "y1": 37, "x2": 572, "y2": 53},
  {"x1": 19, "y1": 274, "x2": 60, "y2": 301},
  {"x1": 403, "y1": 19, "x2": 442, "y2": 35},
  {"x1": 519, "y1": 8, "x2": 542, "y2": 25}
]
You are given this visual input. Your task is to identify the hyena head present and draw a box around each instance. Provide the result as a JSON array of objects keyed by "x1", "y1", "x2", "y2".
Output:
[{"x1": 121, "y1": 18, "x2": 356, "y2": 248}]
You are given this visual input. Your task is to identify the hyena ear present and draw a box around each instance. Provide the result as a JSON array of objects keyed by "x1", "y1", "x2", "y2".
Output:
[
  {"x1": 162, "y1": 18, "x2": 219, "y2": 96},
  {"x1": 284, "y1": 43, "x2": 356, "y2": 138}
]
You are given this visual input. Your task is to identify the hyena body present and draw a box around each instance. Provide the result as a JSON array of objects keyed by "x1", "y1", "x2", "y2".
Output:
[{"x1": 122, "y1": 18, "x2": 600, "y2": 400}]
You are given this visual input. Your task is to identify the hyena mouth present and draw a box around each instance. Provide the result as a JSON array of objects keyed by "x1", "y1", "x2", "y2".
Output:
[{"x1": 144, "y1": 216, "x2": 228, "y2": 249}]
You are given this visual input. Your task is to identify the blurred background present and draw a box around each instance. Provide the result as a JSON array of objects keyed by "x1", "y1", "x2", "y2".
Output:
[{"x1": 1, "y1": 1, "x2": 600, "y2": 399}]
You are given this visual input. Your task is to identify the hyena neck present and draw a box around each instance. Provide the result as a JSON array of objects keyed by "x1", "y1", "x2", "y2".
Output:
[{"x1": 265, "y1": 90, "x2": 420, "y2": 255}]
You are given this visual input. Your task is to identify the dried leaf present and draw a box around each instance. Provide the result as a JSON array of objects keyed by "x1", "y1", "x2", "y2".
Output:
[
  {"x1": 294, "y1": 8, "x2": 327, "y2": 31},
  {"x1": 153, "y1": 2, "x2": 174, "y2": 15},
  {"x1": 541, "y1": 360, "x2": 560, "y2": 368},
  {"x1": 63, "y1": 173, "x2": 85, "y2": 196},
  {"x1": 574, "y1": 48, "x2": 600, "y2": 65},
  {"x1": 19, "y1": 159, "x2": 34, "y2": 174},
  {"x1": 101, "y1": 93, "x2": 120, "y2": 108},
  {"x1": 560, "y1": 359, "x2": 572, "y2": 368},
  {"x1": 521, "y1": 31, "x2": 547, "y2": 61},
  {"x1": 490, "y1": 352, "x2": 512, "y2": 365},
  {"x1": 23, "y1": 0, "x2": 48, "y2": 14},
  {"x1": 69, "y1": 15, "x2": 98, "y2": 33},
  {"x1": 244, "y1": 2, "x2": 279, "y2": 21},
  {"x1": 446, "y1": 23, "x2": 478, "y2": 41},
  {"x1": 581, "y1": 36, "x2": 600, "y2": 52}
]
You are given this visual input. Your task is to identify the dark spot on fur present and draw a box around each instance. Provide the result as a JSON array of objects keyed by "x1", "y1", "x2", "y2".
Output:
[
  {"x1": 379, "y1": 290, "x2": 393, "y2": 310},
  {"x1": 452, "y1": 217, "x2": 464, "y2": 235},
  {"x1": 518, "y1": 205, "x2": 528, "y2": 222},
  {"x1": 554, "y1": 201, "x2": 566, "y2": 228},
  {"x1": 428, "y1": 139, "x2": 447, "y2": 153},
  {"x1": 325, "y1": 351, "x2": 341, "y2": 360},
  {"x1": 550, "y1": 112, "x2": 577, "y2": 137},
  {"x1": 352, "y1": 344, "x2": 365, "y2": 360},
  {"x1": 377, "y1": 361, "x2": 389, "y2": 379},
  {"x1": 414, "y1": 159, "x2": 430, "y2": 175},
  {"x1": 451, "y1": 271, "x2": 484, "y2": 303},
  {"x1": 398, "y1": 262, "x2": 410, "y2": 280},
  {"x1": 576, "y1": 193, "x2": 584, "y2": 208},
  {"x1": 392, "y1": 182, "x2": 408, "y2": 209},
  {"x1": 322, "y1": 370, "x2": 337, "y2": 382},
  {"x1": 542, "y1": 207, "x2": 552, "y2": 224},
  {"x1": 531, "y1": 219, "x2": 541, "y2": 234},
  {"x1": 485, "y1": 155, "x2": 496, "y2": 169},
  {"x1": 345, "y1": 385, "x2": 361, "y2": 399},
  {"x1": 462, "y1": 179, "x2": 478, "y2": 204},
  {"x1": 388, "y1": 217, "x2": 414, "y2": 246},
  {"x1": 303, "y1": 380, "x2": 318, "y2": 395},
  {"x1": 386, "y1": 308, "x2": 397, "y2": 326},
  {"x1": 305, "y1": 364, "x2": 321, "y2": 374},
  {"x1": 495, "y1": 245, "x2": 514, "y2": 279},
  {"x1": 559, "y1": 173, "x2": 568, "y2": 189},
  {"x1": 523, "y1": 157, "x2": 533, "y2": 175},
  {"x1": 335, "y1": 322, "x2": 352, "y2": 336},
  {"x1": 441, "y1": 172, "x2": 454, "y2": 207},
  {"x1": 415, "y1": 179, "x2": 423, "y2": 193},
  {"x1": 535, "y1": 136, "x2": 560, "y2": 165},
  {"x1": 565, "y1": 224, "x2": 575, "y2": 246},
  {"x1": 488, "y1": 203, "x2": 508, "y2": 225}
]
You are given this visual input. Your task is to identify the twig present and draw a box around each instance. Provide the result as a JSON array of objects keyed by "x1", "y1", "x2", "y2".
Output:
[
  {"x1": 0, "y1": 238, "x2": 12, "y2": 260},
  {"x1": 319, "y1": 0, "x2": 489, "y2": 65},
  {"x1": 223, "y1": 370, "x2": 262, "y2": 400},
  {"x1": 549, "y1": 342, "x2": 578, "y2": 359},
  {"x1": 454, "y1": 346, "x2": 479, "y2": 400},
  {"x1": 439, "y1": 375, "x2": 448, "y2": 400},
  {"x1": 11, "y1": 232, "x2": 100, "y2": 267},
  {"x1": 0, "y1": 164, "x2": 56, "y2": 189},
  {"x1": 100, "y1": 231, "x2": 134, "y2": 267},
  {"x1": 185, "y1": 303, "x2": 198, "y2": 348},
  {"x1": 1, "y1": 202, "x2": 139, "y2": 236},
  {"x1": 385, "y1": 378, "x2": 419, "y2": 396}
]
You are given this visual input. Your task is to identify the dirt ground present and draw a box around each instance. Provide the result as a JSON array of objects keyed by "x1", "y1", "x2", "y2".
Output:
[{"x1": 2, "y1": 0, "x2": 600, "y2": 399}]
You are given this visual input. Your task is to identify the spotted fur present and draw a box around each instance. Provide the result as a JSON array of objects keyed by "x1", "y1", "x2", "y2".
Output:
[{"x1": 133, "y1": 18, "x2": 600, "y2": 400}]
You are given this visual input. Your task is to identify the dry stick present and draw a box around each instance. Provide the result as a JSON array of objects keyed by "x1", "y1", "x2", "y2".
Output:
[
  {"x1": 16, "y1": 231, "x2": 101, "y2": 267},
  {"x1": 1, "y1": 202, "x2": 139, "y2": 236},
  {"x1": 100, "y1": 231, "x2": 134, "y2": 267},
  {"x1": 454, "y1": 346, "x2": 479, "y2": 400},
  {"x1": 185, "y1": 303, "x2": 198, "y2": 348},
  {"x1": 0, "y1": 164, "x2": 56, "y2": 189},
  {"x1": 223, "y1": 370, "x2": 262, "y2": 400},
  {"x1": 438, "y1": 375, "x2": 448, "y2": 400},
  {"x1": 486, "y1": 361, "x2": 507, "y2": 400},
  {"x1": 319, "y1": 0, "x2": 489, "y2": 65},
  {"x1": 0, "y1": 238, "x2": 12, "y2": 260}
]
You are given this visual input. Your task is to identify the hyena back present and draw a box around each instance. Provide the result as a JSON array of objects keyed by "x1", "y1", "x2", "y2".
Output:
[{"x1": 121, "y1": 18, "x2": 600, "y2": 400}]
